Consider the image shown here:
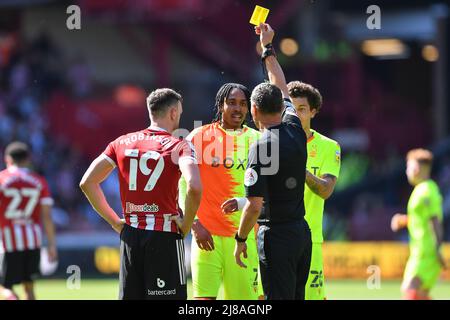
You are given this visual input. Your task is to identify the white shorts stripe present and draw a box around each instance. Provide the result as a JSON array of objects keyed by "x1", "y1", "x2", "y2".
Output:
[
  {"x1": 3, "y1": 227, "x2": 13, "y2": 252},
  {"x1": 181, "y1": 240, "x2": 186, "y2": 285},
  {"x1": 180, "y1": 239, "x2": 186, "y2": 284},
  {"x1": 34, "y1": 224, "x2": 42, "y2": 248},
  {"x1": 14, "y1": 225, "x2": 25, "y2": 251},
  {"x1": 175, "y1": 240, "x2": 179, "y2": 280},
  {"x1": 145, "y1": 215, "x2": 155, "y2": 231},
  {"x1": 163, "y1": 214, "x2": 172, "y2": 232},
  {"x1": 26, "y1": 224, "x2": 36, "y2": 250},
  {"x1": 176, "y1": 240, "x2": 184, "y2": 285}
]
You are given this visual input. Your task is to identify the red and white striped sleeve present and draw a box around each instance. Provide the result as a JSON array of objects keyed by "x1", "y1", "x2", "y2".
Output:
[
  {"x1": 101, "y1": 139, "x2": 118, "y2": 168},
  {"x1": 40, "y1": 178, "x2": 54, "y2": 206},
  {"x1": 174, "y1": 140, "x2": 197, "y2": 166}
]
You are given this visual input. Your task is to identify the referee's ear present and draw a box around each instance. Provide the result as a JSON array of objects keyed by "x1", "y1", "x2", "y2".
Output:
[{"x1": 251, "y1": 104, "x2": 259, "y2": 125}]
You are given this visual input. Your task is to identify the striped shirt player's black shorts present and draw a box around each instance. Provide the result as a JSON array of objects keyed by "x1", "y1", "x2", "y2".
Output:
[
  {"x1": 0, "y1": 249, "x2": 40, "y2": 289},
  {"x1": 119, "y1": 224, "x2": 187, "y2": 300}
]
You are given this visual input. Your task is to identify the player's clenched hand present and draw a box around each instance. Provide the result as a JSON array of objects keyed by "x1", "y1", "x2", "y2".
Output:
[
  {"x1": 221, "y1": 199, "x2": 239, "y2": 214},
  {"x1": 112, "y1": 218, "x2": 126, "y2": 235},
  {"x1": 192, "y1": 220, "x2": 215, "y2": 251},
  {"x1": 255, "y1": 23, "x2": 275, "y2": 47},
  {"x1": 170, "y1": 215, "x2": 188, "y2": 237},
  {"x1": 234, "y1": 242, "x2": 248, "y2": 268},
  {"x1": 391, "y1": 213, "x2": 407, "y2": 232}
]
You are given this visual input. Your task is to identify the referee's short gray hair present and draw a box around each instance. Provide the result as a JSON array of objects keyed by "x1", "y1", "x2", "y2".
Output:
[{"x1": 251, "y1": 82, "x2": 283, "y2": 114}]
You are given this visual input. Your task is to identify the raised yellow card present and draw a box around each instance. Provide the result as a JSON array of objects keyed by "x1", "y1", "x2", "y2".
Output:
[{"x1": 249, "y1": 5, "x2": 270, "y2": 25}]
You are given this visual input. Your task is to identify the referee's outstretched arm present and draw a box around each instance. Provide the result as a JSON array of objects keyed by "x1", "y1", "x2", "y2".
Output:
[{"x1": 256, "y1": 23, "x2": 290, "y2": 99}]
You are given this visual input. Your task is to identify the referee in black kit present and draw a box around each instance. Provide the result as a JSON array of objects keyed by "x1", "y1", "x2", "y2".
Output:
[{"x1": 234, "y1": 23, "x2": 312, "y2": 300}]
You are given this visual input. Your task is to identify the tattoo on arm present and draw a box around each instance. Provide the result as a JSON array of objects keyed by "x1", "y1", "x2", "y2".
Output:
[{"x1": 305, "y1": 172, "x2": 337, "y2": 200}]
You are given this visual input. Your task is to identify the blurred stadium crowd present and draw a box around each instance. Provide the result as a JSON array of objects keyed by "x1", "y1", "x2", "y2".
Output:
[
  {"x1": 0, "y1": 0, "x2": 449, "y2": 240},
  {"x1": 0, "y1": 31, "x2": 110, "y2": 231}
]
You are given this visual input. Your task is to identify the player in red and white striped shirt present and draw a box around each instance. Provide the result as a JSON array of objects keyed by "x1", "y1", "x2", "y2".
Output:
[
  {"x1": 0, "y1": 142, "x2": 57, "y2": 300},
  {"x1": 80, "y1": 88, "x2": 202, "y2": 300}
]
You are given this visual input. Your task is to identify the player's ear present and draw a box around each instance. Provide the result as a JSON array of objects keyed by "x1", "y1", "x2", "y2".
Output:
[
  {"x1": 311, "y1": 108, "x2": 317, "y2": 119},
  {"x1": 251, "y1": 104, "x2": 258, "y2": 117},
  {"x1": 170, "y1": 105, "x2": 177, "y2": 121}
]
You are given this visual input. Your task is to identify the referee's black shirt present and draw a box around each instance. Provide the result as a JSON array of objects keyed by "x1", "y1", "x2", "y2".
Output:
[{"x1": 244, "y1": 99, "x2": 307, "y2": 224}]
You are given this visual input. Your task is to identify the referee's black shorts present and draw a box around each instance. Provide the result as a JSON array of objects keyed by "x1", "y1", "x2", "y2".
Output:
[
  {"x1": 119, "y1": 224, "x2": 187, "y2": 300},
  {"x1": 257, "y1": 219, "x2": 312, "y2": 300},
  {"x1": 0, "y1": 249, "x2": 41, "y2": 289}
]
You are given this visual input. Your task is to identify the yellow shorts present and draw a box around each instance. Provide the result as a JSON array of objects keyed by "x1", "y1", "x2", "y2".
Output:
[
  {"x1": 403, "y1": 254, "x2": 442, "y2": 290},
  {"x1": 190, "y1": 233, "x2": 263, "y2": 299},
  {"x1": 305, "y1": 242, "x2": 326, "y2": 300}
]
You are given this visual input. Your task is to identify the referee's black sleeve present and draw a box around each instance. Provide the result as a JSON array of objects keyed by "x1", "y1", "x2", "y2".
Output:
[
  {"x1": 244, "y1": 143, "x2": 267, "y2": 198},
  {"x1": 281, "y1": 98, "x2": 302, "y2": 128}
]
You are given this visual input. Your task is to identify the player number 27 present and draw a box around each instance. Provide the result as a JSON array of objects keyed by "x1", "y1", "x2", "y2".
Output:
[
  {"x1": 4, "y1": 188, "x2": 40, "y2": 219},
  {"x1": 125, "y1": 149, "x2": 164, "y2": 191}
]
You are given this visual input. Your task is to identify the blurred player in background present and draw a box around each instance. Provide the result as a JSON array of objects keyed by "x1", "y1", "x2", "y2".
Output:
[
  {"x1": 0, "y1": 142, "x2": 57, "y2": 300},
  {"x1": 178, "y1": 83, "x2": 263, "y2": 299},
  {"x1": 287, "y1": 81, "x2": 341, "y2": 300},
  {"x1": 80, "y1": 88, "x2": 202, "y2": 300},
  {"x1": 391, "y1": 148, "x2": 445, "y2": 300}
]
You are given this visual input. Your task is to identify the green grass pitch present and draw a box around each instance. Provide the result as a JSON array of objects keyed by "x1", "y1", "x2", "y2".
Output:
[{"x1": 12, "y1": 278, "x2": 450, "y2": 300}]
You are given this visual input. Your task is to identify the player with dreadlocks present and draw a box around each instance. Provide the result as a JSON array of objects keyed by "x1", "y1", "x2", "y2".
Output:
[{"x1": 179, "y1": 83, "x2": 263, "y2": 299}]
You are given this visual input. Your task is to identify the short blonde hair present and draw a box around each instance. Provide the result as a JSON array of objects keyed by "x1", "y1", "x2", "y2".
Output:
[{"x1": 406, "y1": 148, "x2": 433, "y2": 166}]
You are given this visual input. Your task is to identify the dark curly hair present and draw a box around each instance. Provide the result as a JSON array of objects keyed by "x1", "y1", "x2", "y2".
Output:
[{"x1": 287, "y1": 81, "x2": 323, "y2": 113}]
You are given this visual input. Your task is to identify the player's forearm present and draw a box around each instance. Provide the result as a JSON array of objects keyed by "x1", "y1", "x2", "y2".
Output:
[
  {"x1": 264, "y1": 55, "x2": 290, "y2": 99},
  {"x1": 182, "y1": 185, "x2": 202, "y2": 233},
  {"x1": 237, "y1": 202, "x2": 260, "y2": 239},
  {"x1": 305, "y1": 171, "x2": 336, "y2": 200},
  {"x1": 80, "y1": 182, "x2": 121, "y2": 226},
  {"x1": 41, "y1": 206, "x2": 56, "y2": 247},
  {"x1": 178, "y1": 176, "x2": 188, "y2": 213}
]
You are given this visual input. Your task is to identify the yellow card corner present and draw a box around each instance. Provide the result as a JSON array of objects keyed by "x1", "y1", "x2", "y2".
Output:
[{"x1": 249, "y1": 5, "x2": 270, "y2": 26}]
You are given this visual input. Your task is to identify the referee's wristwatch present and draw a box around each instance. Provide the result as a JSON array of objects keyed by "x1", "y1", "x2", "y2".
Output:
[
  {"x1": 235, "y1": 233, "x2": 247, "y2": 243},
  {"x1": 261, "y1": 43, "x2": 276, "y2": 59}
]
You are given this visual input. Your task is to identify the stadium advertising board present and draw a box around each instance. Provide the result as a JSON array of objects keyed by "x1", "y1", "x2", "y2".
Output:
[{"x1": 323, "y1": 242, "x2": 450, "y2": 280}]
